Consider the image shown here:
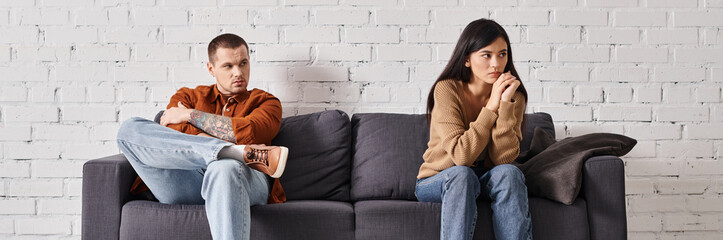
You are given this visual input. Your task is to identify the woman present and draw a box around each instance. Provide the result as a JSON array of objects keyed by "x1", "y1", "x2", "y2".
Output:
[{"x1": 415, "y1": 18, "x2": 532, "y2": 240}]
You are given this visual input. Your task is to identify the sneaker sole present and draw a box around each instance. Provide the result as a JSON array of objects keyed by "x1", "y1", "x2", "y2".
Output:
[{"x1": 271, "y1": 146, "x2": 288, "y2": 178}]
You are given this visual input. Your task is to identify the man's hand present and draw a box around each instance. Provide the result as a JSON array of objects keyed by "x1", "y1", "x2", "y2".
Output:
[{"x1": 160, "y1": 102, "x2": 194, "y2": 126}]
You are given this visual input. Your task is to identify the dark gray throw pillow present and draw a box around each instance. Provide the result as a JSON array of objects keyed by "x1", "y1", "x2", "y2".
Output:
[
  {"x1": 516, "y1": 113, "x2": 555, "y2": 163},
  {"x1": 516, "y1": 126, "x2": 557, "y2": 164},
  {"x1": 514, "y1": 128, "x2": 637, "y2": 205}
]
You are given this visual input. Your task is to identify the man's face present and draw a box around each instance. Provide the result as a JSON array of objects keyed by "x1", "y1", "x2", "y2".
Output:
[{"x1": 207, "y1": 46, "x2": 250, "y2": 97}]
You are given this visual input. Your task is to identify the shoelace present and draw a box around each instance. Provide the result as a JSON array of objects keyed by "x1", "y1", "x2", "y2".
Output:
[{"x1": 246, "y1": 149, "x2": 269, "y2": 166}]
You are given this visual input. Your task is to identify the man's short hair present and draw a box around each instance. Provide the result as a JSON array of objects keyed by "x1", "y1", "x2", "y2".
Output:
[{"x1": 207, "y1": 33, "x2": 249, "y2": 63}]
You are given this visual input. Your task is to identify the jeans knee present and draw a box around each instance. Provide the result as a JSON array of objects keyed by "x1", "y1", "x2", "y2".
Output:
[
  {"x1": 205, "y1": 160, "x2": 244, "y2": 185},
  {"x1": 445, "y1": 166, "x2": 480, "y2": 194},
  {"x1": 488, "y1": 164, "x2": 525, "y2": 186},
  {"x1": 120, "y1": 117, "x2": 148, "y2": 129},
  {"x1": 117, "y1": 117, "x2": 150, "y2": 141}
]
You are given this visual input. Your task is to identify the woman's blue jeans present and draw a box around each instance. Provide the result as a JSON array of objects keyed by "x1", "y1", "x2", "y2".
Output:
[
  {"x1": 415, "y1": 164, "x2": 533, "y2": 240},
  {"x1": 116, "y1": 117, "x2": 270, "y2": 240}
]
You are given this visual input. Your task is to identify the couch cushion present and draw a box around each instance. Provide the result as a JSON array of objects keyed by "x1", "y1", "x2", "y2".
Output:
[
  {"x1": 350, "y1": 113, "x2": 429, "y2": 201},
  {"x1": 251, "y1": 200, "x2": 355, "y2": 240},
  {"x1": 120, "y1": 200, "x2": 210, "y2": 240},
  {"x1": 354, "y1": 198, "x2": 589, "y2": 240},
  {"x1": 350, "y1": 112, "x2": 554, "y2": 201},
  {"x1": 272, "y1": 110, "x2": 352, "y2": 201},
  {"x1": 119, "y1": 200, "x2": 355, "y2": 240},
  {"x1": 354, "y1": 200, "x2": 441, "y2": 240},
  {"x1": 527, "y1": 198, "x2": 590, "y2": 240}
]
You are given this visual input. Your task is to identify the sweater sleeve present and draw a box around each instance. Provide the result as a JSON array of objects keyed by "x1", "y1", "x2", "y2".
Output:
[
  {"x1": 230, "y1": 93, "x2": 283, "y2": 144},
  {"x1": 431, "y1": 81, "x2": 498, "y2": 167},
  {"x1": 488, "y1": 91, "x2": 526, "y2": 166}
]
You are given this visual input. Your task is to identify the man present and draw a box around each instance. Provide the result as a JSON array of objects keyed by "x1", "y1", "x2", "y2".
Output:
[{"x1": 116, "y1": 33, "x2": 288, "y2": 240}]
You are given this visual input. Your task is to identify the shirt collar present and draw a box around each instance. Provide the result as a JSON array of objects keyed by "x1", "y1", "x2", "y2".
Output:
[{"x1": 210, "y1": 84, "x2": 250, "y2": 104}]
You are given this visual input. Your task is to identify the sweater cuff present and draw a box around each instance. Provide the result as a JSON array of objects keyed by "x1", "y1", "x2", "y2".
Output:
[
  {"x1": 498, "y1": 100, "x2": 515, "y2": 116},
  {"x1": 497, "y1": 100, "x2": 517, "y2": 128},
  {"x1": 475, "y1": 107, "x2": 498, "y2": 129}
]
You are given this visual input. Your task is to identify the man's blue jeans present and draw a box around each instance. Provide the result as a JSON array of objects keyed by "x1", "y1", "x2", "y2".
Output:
[
  {"x1": 415, "y1": 164, "x2": 533, "y2": 240},
  {"x1": 116, "y1": 117, "x2": 270, "y2": 240}
]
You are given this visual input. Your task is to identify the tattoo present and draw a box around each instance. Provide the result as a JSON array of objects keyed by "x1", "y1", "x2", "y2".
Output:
[{"x1": 189, "y1": 110, "x2": 237, "y2": 143}]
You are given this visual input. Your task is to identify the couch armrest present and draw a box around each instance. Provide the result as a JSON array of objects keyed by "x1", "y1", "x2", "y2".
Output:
[
  {"x1": 82, "y1": 154, "x2": 136, "y2": 240},
  {"x1": 582, "y1": 155, "x2": 627, "y2": 240}
]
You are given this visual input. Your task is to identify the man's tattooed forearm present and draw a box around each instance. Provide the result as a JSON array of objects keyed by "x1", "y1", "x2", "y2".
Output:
[{"x1": 189, "y1": 110, "x2": 237, "y2": 143}]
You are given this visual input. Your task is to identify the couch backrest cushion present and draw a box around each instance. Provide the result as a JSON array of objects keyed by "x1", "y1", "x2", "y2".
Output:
[
  {"x1": 350, "y1": 113, "x2": 429, "y2": 201},
  {"x1": 350, "y1": 112, "x2": 554, "y2": 201},
  {"x1": 271, "y1": 110, "x2": 352, "y2": 201}
]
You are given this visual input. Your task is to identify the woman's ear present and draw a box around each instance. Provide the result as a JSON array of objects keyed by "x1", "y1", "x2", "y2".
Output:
[{"x1": 465, "y1": 58, "x2": 471, "y2": 67}]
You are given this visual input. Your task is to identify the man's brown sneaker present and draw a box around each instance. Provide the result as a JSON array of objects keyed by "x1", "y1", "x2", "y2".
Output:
[{"x1": 243, "y1": 144, "x2": 288, "y2": 178}]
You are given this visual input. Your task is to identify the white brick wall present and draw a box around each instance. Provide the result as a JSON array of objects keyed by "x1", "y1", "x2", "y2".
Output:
[
  {"x1": 656, "y1": 179, "x2": 710, "y2": 194},
  {"x1": 0, "y1": 2, "x2": 720, "y2": 239},
  {"x1": 15, "y1": 218, "x2": 72, "y2": 235},
  {"x1": 0, "y1": 200, "x2": 35, "y2": 215},
  {"x1": 6, "y1": 181, "x2": 63, "y2": 197}
]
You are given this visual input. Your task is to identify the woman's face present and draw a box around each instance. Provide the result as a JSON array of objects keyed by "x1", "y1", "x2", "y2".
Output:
[{"x1": 465, "y1": 37, "x2": 508, "y2": 84}]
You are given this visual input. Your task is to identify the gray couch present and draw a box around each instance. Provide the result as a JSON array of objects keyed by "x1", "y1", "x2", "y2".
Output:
[{"x1": 82, "y1": 110, "x2": 627, "y2": 240}]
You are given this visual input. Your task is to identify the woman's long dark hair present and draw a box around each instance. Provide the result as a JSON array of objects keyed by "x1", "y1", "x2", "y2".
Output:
[{"x1": 426, "y1": 18, "x2": 528, "y2": 121}]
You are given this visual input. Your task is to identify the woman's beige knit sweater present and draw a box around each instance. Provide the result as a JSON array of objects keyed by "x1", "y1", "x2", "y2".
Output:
[{"x1": 417, "y1": 79, "x2": 526, "y2": 179}]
